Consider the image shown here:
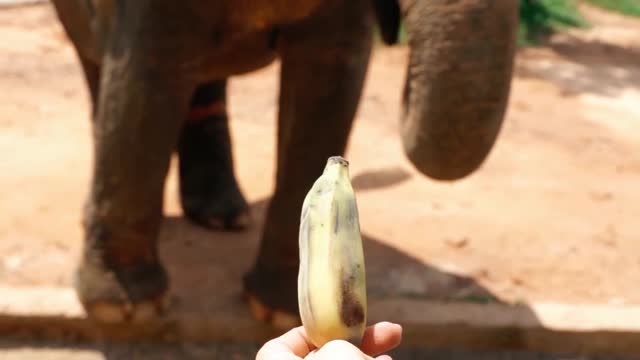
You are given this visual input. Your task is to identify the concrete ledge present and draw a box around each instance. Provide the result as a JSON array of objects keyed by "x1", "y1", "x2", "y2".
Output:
[
  {"x1": 1, "y1": 287, "x2": 639, "y2": 356},
  {"x1": 373, "y1": 298, "x2": 640, "y2": 356},
  {"x1": 0, "y1": 0, "x2": 48, "y2": 7}
]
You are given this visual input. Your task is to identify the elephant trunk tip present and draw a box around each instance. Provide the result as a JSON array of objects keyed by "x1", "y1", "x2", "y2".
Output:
[{"x1": 402, "y1": 142, "x2": 489, "y2": 182}]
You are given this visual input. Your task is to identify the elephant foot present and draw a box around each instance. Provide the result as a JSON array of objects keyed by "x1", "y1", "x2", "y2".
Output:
[
  {"x1": 74, "y1": 252, "x2": 170, "y2": 324},
  {"x1": 245, "y1": 293, "x2": 300, "y2": 331},
  {"x1": 181, "y1": 185, "x2": 250, "y2": 231},
  {"x1": 179, "y1": 108, "x2": 250, "y2": 231},
  {"x1": 243, "y1": 264, "x2": 301, "y2": 330}
]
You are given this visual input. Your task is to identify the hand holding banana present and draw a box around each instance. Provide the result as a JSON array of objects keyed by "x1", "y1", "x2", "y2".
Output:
[
  {"x1": 297, "y1": 156, "x2": 368, "y2": 348},
  {"x1": 256, "y1": 321, "x2": 402, "y2": 360}
]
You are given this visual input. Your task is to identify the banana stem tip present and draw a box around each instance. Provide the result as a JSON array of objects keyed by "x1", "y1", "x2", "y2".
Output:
[{"x1": 327, "y1": 156, "x2": 349, "y2": 167}]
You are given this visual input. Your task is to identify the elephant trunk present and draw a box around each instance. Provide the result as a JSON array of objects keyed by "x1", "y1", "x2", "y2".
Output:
[{"x1": 400, "y1": 0, "x2": 518, "y2": 180}]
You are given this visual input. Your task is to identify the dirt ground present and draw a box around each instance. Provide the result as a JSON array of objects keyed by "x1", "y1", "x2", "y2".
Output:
[{"x1": 1, "y1": 1, "x2": 639, "y2": 312}]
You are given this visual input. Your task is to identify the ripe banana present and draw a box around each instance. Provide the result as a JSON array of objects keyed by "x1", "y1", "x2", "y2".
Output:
[{"x1": 297, "y1": 156, "x2": 367, "y2": 348}]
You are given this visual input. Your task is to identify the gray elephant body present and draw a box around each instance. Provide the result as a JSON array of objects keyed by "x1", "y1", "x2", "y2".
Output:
[{"x1": 50, "y1": 0, "x2": 518, "y2": 323}]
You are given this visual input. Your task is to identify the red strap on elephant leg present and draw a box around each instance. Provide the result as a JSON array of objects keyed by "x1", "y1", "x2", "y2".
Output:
[{"x1": 187, "y1": 101, "x2": 226, "y2": 123}]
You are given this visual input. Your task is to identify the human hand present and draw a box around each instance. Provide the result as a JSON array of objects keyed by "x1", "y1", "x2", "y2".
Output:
[{"x1": 256, "y1": 321, "x2": 402, "y2": 360}]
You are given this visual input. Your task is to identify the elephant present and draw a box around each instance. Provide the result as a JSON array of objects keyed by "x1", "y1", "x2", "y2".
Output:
[{"x1": 49, "y1": 0, "x2": 518, "y2": 325}]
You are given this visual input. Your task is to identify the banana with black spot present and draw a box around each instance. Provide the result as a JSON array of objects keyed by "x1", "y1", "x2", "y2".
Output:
[{"x1": 297, "y1": 156, "x2": 367, "y2": 348}]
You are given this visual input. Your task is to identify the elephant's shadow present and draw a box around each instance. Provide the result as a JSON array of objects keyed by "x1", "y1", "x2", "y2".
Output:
[
  {"x1": 0, "y1": 170, "x2": 543, "y2": 359},
  {"x1": 160, "y1": 205, "x2": 497, "y2": 312},
  {"x1": 157, "y1": 167, "x2": 537, "y2": 326}
]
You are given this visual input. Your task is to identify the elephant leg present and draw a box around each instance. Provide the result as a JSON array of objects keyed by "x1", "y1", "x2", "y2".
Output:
[
  {"x1": 178, "y1": 80, "x2": 250, "y2": 230},
  {"x1": 75, "y1": 50, "x2": 193, "y2": 323},
  {"x1": 243, "y1": 1, "x2": 373, "y2": 327},
  {"x1": 77, "y1": 55, "x2": 100, "y2": 116},
  {"x1": 50, "y1": 0, "x2": 100, "y2": 114}
]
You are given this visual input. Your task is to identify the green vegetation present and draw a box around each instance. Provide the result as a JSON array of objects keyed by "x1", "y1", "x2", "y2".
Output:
[
  {"x1": 584, "y1": 0, "x2": 640, "y2": 17},
  {"x1": 377, "y1": 0, "x2": 640, "y2": 47},
  {"x1": 518, "y1": 0, "x2": 589, "y2": 46},
  {"x1": 588, "y1": 0, "x2": 640, "y2": 17}
]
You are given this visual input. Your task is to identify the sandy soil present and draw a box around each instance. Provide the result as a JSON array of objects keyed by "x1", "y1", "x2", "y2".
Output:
[{"x1": 0, "y1": 3, "x2": 639, "y2": 307}]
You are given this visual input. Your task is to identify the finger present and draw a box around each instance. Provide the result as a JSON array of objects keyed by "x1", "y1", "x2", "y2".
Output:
[
  {"x1": 312, "y1": 340, "x2": 374, "y2": 360},
  {"x1": 256, "y1": 326, "x2": 315, "y2": 360},
  {"x1": 256, "y1": 348, "x2": 301, "y2": 360},
  {"x1": 375, "y1": 356, "x2": 393, "y2": 360},
  {"x1": 359, "y1": 322, "x2": 403, "y2": 356}
]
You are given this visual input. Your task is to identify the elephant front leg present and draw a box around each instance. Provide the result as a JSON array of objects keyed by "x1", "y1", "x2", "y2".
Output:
[
  {"x1": 243, "y1": 2, "x2": 373, "y2": 327},
  {"x1": 75, "y1": 55, "x2": 192, "y2": 323},
  {"x1": 178, "y1": 80, "x2": 250, "y2": 231}
]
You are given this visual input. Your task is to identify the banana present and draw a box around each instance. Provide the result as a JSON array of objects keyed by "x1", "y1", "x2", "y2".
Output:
[{"x1": 297, "y1": 156, "x2": 367, "y2": 348}]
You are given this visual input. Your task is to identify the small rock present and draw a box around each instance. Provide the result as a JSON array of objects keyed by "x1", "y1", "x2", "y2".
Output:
[
  {"x1": 608, "y1": 297, "x2": 626, "y2": 306},
  {"x1": 590, "y1": 191, "x2": 613, "y2": 202},
  {"x1": 474, "y1": 268, "x2": 490, "y2": 279},
  {"x1": 4, "y1": 255, "x2": 23, "y2": 271},
  {"x1": 444, "y1": 236, "x2": 469, "y2": 249}
]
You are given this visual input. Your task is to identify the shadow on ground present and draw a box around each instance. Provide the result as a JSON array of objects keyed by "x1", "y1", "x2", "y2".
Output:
[
  {"x1": 147, "y1": 171, "x2": 541, "y2": 357},
  {"x1": 0, "y1": 340, "x2": 637, "y2": 360},
  {"x1": 160, "y1": 200, "x2": 502, "y2": 311},
  {"x1": 351, "y1": 166, "x2": 412, "y2": 191},
  {"x1": 515, "y1": 35, "x2": 640, "y2": 97}
]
